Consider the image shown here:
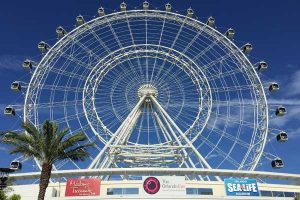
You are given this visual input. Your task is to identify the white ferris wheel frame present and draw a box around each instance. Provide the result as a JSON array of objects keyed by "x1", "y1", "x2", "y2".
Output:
[{"x1": 22, "y1": 9, "x2": 269, "y2": 176}]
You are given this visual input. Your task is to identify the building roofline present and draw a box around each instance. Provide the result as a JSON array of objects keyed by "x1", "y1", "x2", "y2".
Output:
[{"x1": 9, "y1": 168, "x2": 300, "y2": 182}]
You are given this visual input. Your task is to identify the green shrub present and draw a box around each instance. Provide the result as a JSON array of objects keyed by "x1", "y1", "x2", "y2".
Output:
[
  {"x1": 0, "y1": 190, "x2": 7, "y2": 200},
  {"x1": 8, "y1": 194, "x2": 21, "y2": 200}
]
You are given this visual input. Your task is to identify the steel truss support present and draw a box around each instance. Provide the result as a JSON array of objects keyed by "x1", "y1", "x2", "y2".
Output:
[
  {"x1": 150, "y1": 96, "x2": 221, "y2": 181},
  {"x1": 88, "y1": 91, "x2": 220, "y2": 181},
  {"x1": 152, "y1": 105, "x2": 205, "y2": 181},
  {"x1": 88, "y1": 95, "x2": 146, "y2": 169}
]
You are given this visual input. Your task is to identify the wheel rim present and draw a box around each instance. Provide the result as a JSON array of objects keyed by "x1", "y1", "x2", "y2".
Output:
[{"x1": 23, "y1": 10, "x2": 268, "y2": 171}]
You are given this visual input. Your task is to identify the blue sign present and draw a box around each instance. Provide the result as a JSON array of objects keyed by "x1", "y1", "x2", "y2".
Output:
[{"x1": 224, "y1": 178, "x2": 259, "y2": 196}]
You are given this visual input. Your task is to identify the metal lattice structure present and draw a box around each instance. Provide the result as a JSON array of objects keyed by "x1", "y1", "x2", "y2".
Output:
[{"x1": 6, "y1": 2, "x2": 287, "y2": 180}]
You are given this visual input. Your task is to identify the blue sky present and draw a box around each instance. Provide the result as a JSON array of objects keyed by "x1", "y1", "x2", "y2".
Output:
[{"x1": 0, "y1": 0, "x2": 300, "y2": 177}]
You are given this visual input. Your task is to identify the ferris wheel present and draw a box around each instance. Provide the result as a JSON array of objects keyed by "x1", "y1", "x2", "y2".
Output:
[{"x1": 5, "y1": 2, "x2": 287, "y2": 178}]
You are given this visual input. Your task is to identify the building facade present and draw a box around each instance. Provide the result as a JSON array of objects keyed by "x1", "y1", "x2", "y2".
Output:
[{"x1": 9, "y1": 179, "x2": 300, "y2": 200}]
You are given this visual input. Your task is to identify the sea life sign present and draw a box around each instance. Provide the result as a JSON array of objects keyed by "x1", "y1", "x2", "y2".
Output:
[{"x1": 224, "y1": 178, "x2": 259, "y2": 196}]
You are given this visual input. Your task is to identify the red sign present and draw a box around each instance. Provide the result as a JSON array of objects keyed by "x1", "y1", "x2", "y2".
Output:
[{"x1": 65, "y1": 178, "x2": 101, "y2": 196}]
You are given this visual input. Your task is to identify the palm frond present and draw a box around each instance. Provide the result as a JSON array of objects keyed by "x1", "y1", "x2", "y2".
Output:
[
  {"x1": 53, "y1": 127, "x2": 69, "y2": 148},
  {"x1": 61, "y1": 132, "x2": 87, "y2": 150},
  {"x1": 56, "y1": 143, "x2": 94, "y2": 162},
  {"x1": 2, "y1": 131, "x2": 43, "y2": 160},
  {"x1": 3, "y1": 131, "x2": 36, "y2": 147},
  {"x1": 21, "y1": 121, "x2": 39, "y2": 141},
  {"x1": 21, "y1": 121, "x2": 44, "y2": 151},
  {"x1": 9, "y1": 144, "x2": 43, "y2": 160}
]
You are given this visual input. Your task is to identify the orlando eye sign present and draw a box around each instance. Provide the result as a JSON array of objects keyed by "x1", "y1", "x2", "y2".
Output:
[{"x1": 224, "y1": 178, "x2": 259, "y2": 196}]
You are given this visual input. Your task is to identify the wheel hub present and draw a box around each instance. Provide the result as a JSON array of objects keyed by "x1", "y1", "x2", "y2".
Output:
[{"x1": 138, "y1": 84, "x2": 158, "y2": 100}]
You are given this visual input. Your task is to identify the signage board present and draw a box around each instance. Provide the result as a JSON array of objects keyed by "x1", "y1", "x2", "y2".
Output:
[
  {"x1": 224, "y1": 178, "x2": 259, "y2": 196},
  {"x1": 142, "y1": 176, "x2": 185, "y2": 195},
  {"x1": 65, "y1": 178, "x2": 101, "y2": 196}
]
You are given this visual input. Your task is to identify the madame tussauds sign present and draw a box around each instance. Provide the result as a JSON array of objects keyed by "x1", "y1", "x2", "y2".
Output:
[
  {"x1": 65, "y1": 178, "x2": 101, "y2": 196},
  {"x1": 143, "y1": 176, "x2": 186, "y2": 195}
]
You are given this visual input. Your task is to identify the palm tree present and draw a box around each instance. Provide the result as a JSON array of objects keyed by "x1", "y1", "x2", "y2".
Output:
[{"x1": 1, "y1": 120, "x2": 94, "y2": 200}]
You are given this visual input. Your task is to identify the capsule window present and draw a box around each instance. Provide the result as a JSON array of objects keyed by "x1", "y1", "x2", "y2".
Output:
[
  {"x1": 269, "y1": 83, "x2": 279, "y2": 92},
  {"x1": 11, "y1": 82, "x2": 21, "y2": 91},
  {"x1": 23, "y1": 59, "x2": 33, "y2": 70},
  {"x1": 275, "y1": 107, "x2": 286, "y2": 116},
  {"x1": 120, "y1": 3, "x2": 127, "y2": 12},
  {"x1": 98, "y1": 7, "x2": 105, "y2": 16},
  {"x1": 38, "y1": 42, "x2": 46, "y2": 48},
  {"x1": 76, "y1": 15, "x2": 85, "y2": 26},
  {"x1": 143, "y1": 1, "x2": 149, "y2": 10},
  {"x1": 226, "y1": 28, "x2": 235, "y2": 40},
  {"x1": 4, "y1": 107, "x2": 15, "y2": 116},
  {"x1": 56, "y1": 26, "x2": 66, "y2": 38},
  {"x1": 38, "y1": 42, "x2": 48, "y2": 53},
  {"x1": 277, "y1": 132, "x2": 288, "y2": 142},
  {"x1": 10, "y1": 161, "x2": 22, "y2": 171},
  {"x1": 242, "y1": 43, "x2": 253, "y2": 54},
  {"x1": 165, "y1": 3, "x2": 171, "y2": 12},
  {"x1": 271, "y1": 159, "x2": 284, "y2": 168},
  {"x1": 258, "y1": 61, "x2": 268, "y2": 72},
  {"x1": 187, "y1": 9, "x2": 193, "y2": 18},
  {"x1": 207, "y1": 17, "x2": 215, "y2": 27}
]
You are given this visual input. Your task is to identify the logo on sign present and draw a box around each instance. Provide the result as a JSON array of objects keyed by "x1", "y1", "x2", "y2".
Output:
[
  {"x1": 224, "y1": 178, "x2": 259, "y2": 196},
  {"x1": 143, "y1": 177, "x2": 160, "y2": 194},
  {"x1": 65, "y1": 178, "x2": 101, "y2": 196},
  {"x1": 143, "y1": 176, "x2": 186, "y2": 195}
]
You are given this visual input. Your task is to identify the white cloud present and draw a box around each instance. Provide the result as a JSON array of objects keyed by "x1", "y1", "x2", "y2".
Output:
[
  {"x1": 0, "y1": 55, "x2": 25, "y2": 71},
  {"x1": 284, "y1": 70, "x2": 300, "y2": 97},
  {"x1": 266, "y1": 68, "x2": 300, "y2": 129},
  {"x1": 288, "y1": 127, "x2": 300, "y2": 139},
  {"x1": 269, "y1": 104, "x2": 300, "y2": 127},
  {"x1": 0, "y1": 146, "x2": 7, "y2": 152},
  {"x1": 286, "y1": 64, "x2": 298, "y2": 69},
  {"x1": 267, "y1": 98, "x2": 300, "y2": 106}
]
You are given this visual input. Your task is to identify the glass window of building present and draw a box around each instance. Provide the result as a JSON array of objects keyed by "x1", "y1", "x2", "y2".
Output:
[
  {"x1": 186, "y1": 188, "x2": 213, "y2": 195},
  {"x1": 284, "y1": 192, "x2": 295, "y2": 197},
  {"x1": 186, "y1": 188, "x2": 197, "y2": 195},
  {"x1": 272, "y1": 191, "x2": 284, "y2": 197},
  {"x1": 107, "y1": 188, "x2": 139, "y2": 195},
  {"x1": 199, "y1": 188, "x2": 213, "y2": 195},
  {"x1": 260, "y1": 190, "x2": 272, "y2": 196}
]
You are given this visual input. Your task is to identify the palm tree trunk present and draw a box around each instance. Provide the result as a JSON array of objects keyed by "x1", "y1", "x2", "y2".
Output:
[{"x1": 38, "y1": 163, "x2": 52, "y2": 200}]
